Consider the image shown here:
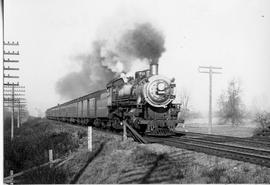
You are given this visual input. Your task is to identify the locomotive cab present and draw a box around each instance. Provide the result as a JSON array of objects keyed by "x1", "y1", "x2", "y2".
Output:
[
  {"x1": 106, "y1": 77, "x2": 125, "y2": 103},
  {"x1": 135, "y1": 69, "x2": 150, "y2": 80}
]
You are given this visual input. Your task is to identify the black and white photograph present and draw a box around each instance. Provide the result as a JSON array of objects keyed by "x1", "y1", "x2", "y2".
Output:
[{"x1": 2, "y1": 0, "x2": 270, "y2": 184}]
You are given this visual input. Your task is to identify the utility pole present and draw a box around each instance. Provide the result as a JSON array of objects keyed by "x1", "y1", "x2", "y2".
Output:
[
  {"x1": 4, "y1": 101, "x2": 28, "y2": 125},
  {"x1": 4, "y1": 94, "x2": 28, "y2": 127},
  {"x1": 4, "y1": 87, "x2": 26, "y2": 127},
  {"x1": 4, "y1": 96, "x2": 26, "y2": 128},
  {"x1": 198, "y1": 66, "x2": 222, "y2": 134},
  {"x1": 3, "y1": 41, "x2": 21, "y2": 140}
]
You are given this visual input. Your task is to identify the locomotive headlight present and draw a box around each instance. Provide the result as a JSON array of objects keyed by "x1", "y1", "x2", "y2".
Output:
[{"x1": 157, "y1": 82, "x2": 166, "y2": 91}]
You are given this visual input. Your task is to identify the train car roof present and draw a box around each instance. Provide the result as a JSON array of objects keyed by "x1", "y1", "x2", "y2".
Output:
[
  {"x1": 46, "y1": 88, "x2": 107, "y2": 111},
  {"x1": 106, "y1": 77, "x2": 123, "y2": 88}
]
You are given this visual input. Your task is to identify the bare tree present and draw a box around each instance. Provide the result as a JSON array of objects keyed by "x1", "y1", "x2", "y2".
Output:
[
  {"x1": 178, "y1": 88, "x2": 190, "y2": 120},
  {"x1": 255, "y1": 111, "x2": 270, "y2": 130},
  {"x1": 217, "y1": 79, "x2": 245, "y2": 126}
]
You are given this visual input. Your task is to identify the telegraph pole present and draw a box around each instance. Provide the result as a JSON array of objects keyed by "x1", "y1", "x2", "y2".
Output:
[
  {"x1": 4, "y1": 95, "x2": 26, "y2": 128},
  {"x1": 4, "y1": 86, "x2": 26, "y2": 128},
  {"x1": 3, "y1": 41, "x2": 21, "y2": 140},
  {"x1": 198, "y1": 66, "x2": 222, "y2": 134},
  {"x1": 4, "y1": 101, "x2": 28, "y2": 124}
]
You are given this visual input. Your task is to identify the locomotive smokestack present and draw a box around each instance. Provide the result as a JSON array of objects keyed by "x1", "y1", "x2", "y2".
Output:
[{"x1": 150, "y1": 59, "x2": 158, "y2": 75}]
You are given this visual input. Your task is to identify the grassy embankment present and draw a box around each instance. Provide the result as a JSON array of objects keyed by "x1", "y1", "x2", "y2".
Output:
[
  {"x1": 76, "y1": 137, "x2": 270, "y2": 184},
  {"x1": 4, "y1": 116, "x2": 270, "y2": 184},
  {"x1": 4, "y1": 117, "x2": 87, "y2": 184}
]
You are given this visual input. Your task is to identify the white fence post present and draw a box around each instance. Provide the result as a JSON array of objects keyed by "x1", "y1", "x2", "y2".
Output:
[
  {"x1": 49, "y1": 149, "x2": 53, "y2": 167},
  {"x1": 123, "y1": 121, "x2": 127, "y2": 141},
  {"x1": 49, "y1": 149, "x2": 53, "y2": 162},
  {"x1": 10, "y1": 170, "x2": 14, "y2": 185},
  {"x1": 88, "y1": 126, "x2": 92, "y2": 151}
]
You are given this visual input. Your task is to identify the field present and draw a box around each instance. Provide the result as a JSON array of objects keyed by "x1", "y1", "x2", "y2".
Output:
[
  {"x1": 4, "y1": 118, "x2": 270, "y2": 184},
  {"x1": 177, "y1": 117, "x2": 259, "y2": 137}
]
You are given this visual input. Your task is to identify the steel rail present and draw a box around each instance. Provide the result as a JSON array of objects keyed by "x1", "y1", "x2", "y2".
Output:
[
  {"x1": 175, "y1": 131, "x2": 270, "y2": 147},
  {"x1": 146, "y1": 136, "x2": 270, "y2": 168},
  {"x1": 124, "y1": 121, "x2": 148, "y2": 144},
  {"x1": 171, "y1": 136, "x2": 270, "y2": 156}
]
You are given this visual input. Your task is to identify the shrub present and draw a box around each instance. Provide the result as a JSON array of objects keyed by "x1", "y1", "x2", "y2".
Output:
[
  {"x1": 4, "y1": 119, "x2": 80, "y2": 178},
  {"x1": 77, "y1": 130, "x2": 87, "y2": 139},
  {"x1": 253, "y1": 111, "x2": 270, "y2": 137},
  {"x1": 43, "y1": 132, "x2": 79, "y2": 155},
  {"x1": 255, "y1": 111, "x2": 270, "y2": 129}
]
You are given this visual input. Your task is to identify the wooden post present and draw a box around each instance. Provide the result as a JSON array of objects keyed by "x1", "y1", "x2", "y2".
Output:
[
  {"x1": 49, "y1": 149, "x2": 53, "y2": 167},
  {"x1": 49, "y1": 149, "x2": 53, "y2": 162},
  {"x1": 17, "y1": 111, "x2": 20, "y2": 128},
  {"x1": 209, "y1": 67, "x2": 212, "y2": 134},
  {"x1": 10, "y1": 170, "x2": 14, "y2": 185},
  {"x1": 88, "y1": 126, "x2": 92, "y2": 151},
  {"x1": 11, "y1": 86, "x2": 14, "y2": 140},
  {"x1": 17, "y1": 100, "x2": 20, "y2": 128},
  {"x1": 123, "y1": 121, "x2": 127, "y2": 141}
]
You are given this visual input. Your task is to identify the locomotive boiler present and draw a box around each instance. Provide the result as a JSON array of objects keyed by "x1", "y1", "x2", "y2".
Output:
[{"x1": 46, "y1": 61, "x2": 182, "y2": 136}]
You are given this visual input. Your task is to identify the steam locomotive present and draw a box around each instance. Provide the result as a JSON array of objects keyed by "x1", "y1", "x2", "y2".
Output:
[{"x1": 46, "y1": 61, "x2": 182, "y2": 136}]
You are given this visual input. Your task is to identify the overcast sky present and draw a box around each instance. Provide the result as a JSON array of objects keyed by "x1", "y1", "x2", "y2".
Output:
[{"x1": 4, "y1": 0, "x2": 270, "y2": 117}]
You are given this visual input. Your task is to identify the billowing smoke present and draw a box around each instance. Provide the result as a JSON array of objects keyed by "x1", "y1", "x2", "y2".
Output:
[
  {"x1": 56, "y1": 22, "x2": 165, "y2": 99},
  {"x1": 118, "y1": 23, "x2": 165, "y2": 64},
  {"x1": 56, "y1": 42, "x2": 115, "y2": 99}
]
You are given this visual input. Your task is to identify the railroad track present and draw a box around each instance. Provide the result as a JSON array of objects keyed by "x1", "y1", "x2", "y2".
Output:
[
  {"x1": 145, "y1": 135, "x2": 270, "y2": 168},
  {"x1": 92, "y1": 128, "x2": 270, "y2": 168},
  {"x1": 175, "y1": 131, "x2": 270, "y2": 148},
  {"x1": 51, "y1": 120, "x2": 270, "y2": 167}
]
